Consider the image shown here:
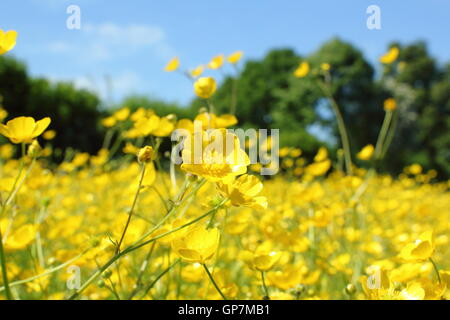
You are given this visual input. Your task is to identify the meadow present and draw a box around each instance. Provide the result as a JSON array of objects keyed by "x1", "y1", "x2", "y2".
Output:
[{"x1": 0, "y1": 30, "x2": 449, "y2": 300}]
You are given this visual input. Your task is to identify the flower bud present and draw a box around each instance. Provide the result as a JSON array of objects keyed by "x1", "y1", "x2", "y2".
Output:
[
  {"x1": 345, "y1": 283, "x2": 356, "y2": 295},
  {"x1": 28, "y1": 140, "x2": 42, "y2": 158},
  {"x1": 137, "y1": 146, "x2": 154, "y2": 164}
]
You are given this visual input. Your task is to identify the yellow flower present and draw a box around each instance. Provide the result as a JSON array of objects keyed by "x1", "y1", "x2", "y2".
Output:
[
  {"x1": 0, "y1": 108, "x2": 8, "y2": 122},
  {"x1": 242, "y1": 244, "x2": 281, "y2": 272},
  {"x1": 0, "y1": 116, "x2": 51, "y2": 144},
  {"x1": 181, "y1": 129, "x2": 250, "y2": 182},
  {"x1": 194, "y1": 77, "x2": 217, "y2": 99},
  {"x1": 137, "y1": 146, "x2": 154, "y2": 163},
  {"x1": 380, "y1": 47, "x2": 399, "y2": 64},
  {"x1": 357, "y1": 144, "x2": 374, "y2": 160},
  {"x1": 5, "y1": 224, "x2": 36, "y2": 251},
  {"x1": 113, "y1": 107, "x2": 130, "y2": 121},
  {"x1": 294, "y1": 61, "x2": 309, "y2": 78},
  {"x1": 207, "y1": 54, "x2": 224, "y2": 69},
  {"x1": 314, "y1": 147, "x2": 328, "y2": 162},
  {"x1": 399, "y1": 282, "x2": 425, "y2": 300},
  {"x1": 227, "y1": 51, "x2": 243, "y2": 64},
  {"x1": 42, "y1": 130, "x2": 56, "y2": 140},
  {"x1": 217, "y1": 174, "x2": 268, "y2": 210},
  {"x1": 164, "y1": 57, "x2": 180, "y2": 72},
  {"x1": 384, "y1": 98, "x2": 397, "y2": 111},
  {"x1": 123, "y1": 142, "x2": 139, "y2": 155},
  {"x1": 101, "y1": 116, "x2": 116, "y2": 128},
  {"x1": 408, "y1": 163, "x2": 422, "y2": 175},
  {"x1": 172, "y1": 227, "x2": 220, "y2": 263},
  {"x1": 399, "y1": 231, "x2": 435, "y2": 261},
  {"x1": 321, "y1": 63, "x2": 331, "y2": 71},
  {"x1": 152, "y1": 116, "x2": 175, "y2": 137},
  {"x1": 252, "y1": 251, "x2": 281, "y2": 271},
  {"x1": 305, "y1": 159, "x2": 331, "y2": 177},
  {"x1": 190, "y1": 65, "x2": 204, "y2": 78},
  {"x1": 0, "y1": 29, "x2": 18, "y2": 55}
]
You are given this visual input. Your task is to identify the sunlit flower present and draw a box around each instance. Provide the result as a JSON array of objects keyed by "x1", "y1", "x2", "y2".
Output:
[
  {"x1": 137, "y1": 146, "x2": 154, "y2": 163},
  {"x1": 0, "y1": 29, "x2": 18, "y2": 55},
  {"x1": 42, "y1": 130, "x2": 56, "y2": 140},
  {"x1": 181, "y1": 129, "x2": 250, "y2": 182},
  {"x1": 164, "y1": 57, "x2": 180, "y2": 72},
  {"x1": 208, "y1": 54, "x2": 224, "y2": 70},
  {"x1": 172, "y1": 227, "x2": 220, "y2": 263},
  {"x1": 217, "y1": 174, "x2": 268, "y2": 210},
  {"x1": 399, "y1": 231, "x2": 435, "y2": 261},
  {"x1": 194, "y1": 77, "x2": 217, "y2": 99},
  {"x1": 0, "y1": 116, "x2": 51, "y2": 144},
  {"x1": 227, "y1": 51, "x2": 243, "y2": 64},
  {"x1": 380, "y1": 47, "x2": 399, "y2": 64},
  {"x1": 190, "y1": 65, "x2": 204, "y2": 78},
  {"x1": 357, "y1": 144, "x2": 374, "y2": 160},
  {"x1": 294, "y1": 61, "x2": 309, "y2": 78}
]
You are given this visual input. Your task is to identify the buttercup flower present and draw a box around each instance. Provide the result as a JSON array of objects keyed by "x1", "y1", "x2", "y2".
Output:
[
  {"x1": 172, "y1": 227, "x2": 220, "y2": 263},
  {"x1": 181, "y1": 129, "x2": 250, "y2": 182},
  {"x1": 0, "y1": 29, "x2": 17, "y2": 55},
  {"x1": 0, "y1": 116, "x2": 51, "y2": 144},
  {"x1": 190, "y1": 65, "x2": 204, "y2": 78},
  {"x1": 208, "y1": 54, "x2": 224, "y2": 69},
  {"x1": 357, "y1": 144, "x2": 374, "y2": 160},
  {"x1": 294, "y1": 61, "x2": 309, "y2": 78},
  {"x1": 384, "y1": 98, "x2": 397, "y2": 111},
  {"x1": 137, "y1": 146, "x2": 154, "y2": 163},
  {"x1": 380, "y1": 47, "x2": 399, "y2": 64},
  {"x1": 217, "y1": 174, "x2": 268, "y2": 210},
  {"x1": 165, "y1": 57, "x2": 180, "y2": 72},
  {"x1": 194, "y1": 77, "x2": 217, "y2": 99},
  {"x1": 227, "y1": 51, "x2": 243, "y2": 64},
  {"x1": 399, "y1": 231, "x2": 435, "y2": 261}
]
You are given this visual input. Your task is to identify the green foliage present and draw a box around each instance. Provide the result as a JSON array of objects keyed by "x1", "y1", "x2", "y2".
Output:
[{"x1": 0, "y1": 55, "x2": 103, "y2": 158}]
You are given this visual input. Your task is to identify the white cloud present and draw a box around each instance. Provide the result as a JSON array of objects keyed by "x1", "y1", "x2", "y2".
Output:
[
  {"x1": 47, "y1": 71, "x2": 145, "y2": 103},
  {"x1": 44, "y1": 22, "x2": 174, "y2": 62},
  {"x1": 83, "y1": 23, "x2": 165, "y2": 47}
]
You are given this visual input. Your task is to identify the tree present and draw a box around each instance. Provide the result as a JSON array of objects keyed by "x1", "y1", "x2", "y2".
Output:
[{"x1": 0, "y1": 55, "x2": 104, "y2": 159}]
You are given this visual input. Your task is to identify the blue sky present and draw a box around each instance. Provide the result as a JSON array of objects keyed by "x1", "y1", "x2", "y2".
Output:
[{"x1": 0, "y1": 0, "x2": 449, "y2": 106}]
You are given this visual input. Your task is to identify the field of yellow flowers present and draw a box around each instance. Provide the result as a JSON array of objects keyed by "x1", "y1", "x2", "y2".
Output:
[{"x1": 0, "y1": 30, "x2": 449, "y2": 301}]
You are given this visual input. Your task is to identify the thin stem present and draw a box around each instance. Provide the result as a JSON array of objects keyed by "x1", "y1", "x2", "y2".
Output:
[
  {"x1": 261, "y1": 271, "x2": 270, "y2": 299},
  {"x1": 0, "y1": 227, "x2": 12, "y2": 299},
  {"x1": 203, "y1": 264, "x2": 227, "y2": 300},
  {"x1": 429, "y1": 258, "x2": 442, "y2": 284},
  {"x1": 68, "y1": 198, "x2": 226, "y2": 300},
  {"x1": 380, "y1": 110, "x2": 398, "y2": 159},
  {"x1": 116, "y1": 163, "x2": 146, "y2": 253},
  {"x1": 318, "y1": 81, "x2": 353, "y2": 175},
  {"x1": 0, "y1": 252, "x2": 84, "y2": 292},
  {"x1": 374, "y1": 110, "x2": 393, "y2": 160},
  {"x1": 141, "y1": 259, "x2": 180, "y2": 299}
]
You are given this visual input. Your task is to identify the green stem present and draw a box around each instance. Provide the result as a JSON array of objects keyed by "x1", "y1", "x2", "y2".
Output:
[
  {"x1": 318, "y1": 81, "x2": 353, "y2": 175},
  {"x1": 141, "y1": 259, "x2": 180, "y2": 299},
  {"x1": 116, "y1": 163, "x2": 146, "y2": 253},
  {"x1": 261, "y1": 271, "x2": 270, "y2": 299},
  {"x1": 380, "y1": 110, "x2": 398, "y2": 159},
  {"x1": 429, "y1": 258, "x2": 442, "y2": 284},
  {"x1": 0, "y1": 252, "x2": 84, "y2": 292},
  {"x1": 374, "y1": 110, "x2": 393, "y2": 160},
  {"x1": 203, "y1": 264, "x2": 227, "y2": 300},
  {"x1": 68, "y1": 198, "x2": 226, "y2": 300},
  {"x1": 0, "y1": 227, "x2": 12, "y2": 299}
]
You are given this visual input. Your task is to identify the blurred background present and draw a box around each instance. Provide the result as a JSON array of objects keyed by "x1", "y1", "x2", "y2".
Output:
[{"x1": 0, "y1": 0, "x2": 449, "y2": 178}]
